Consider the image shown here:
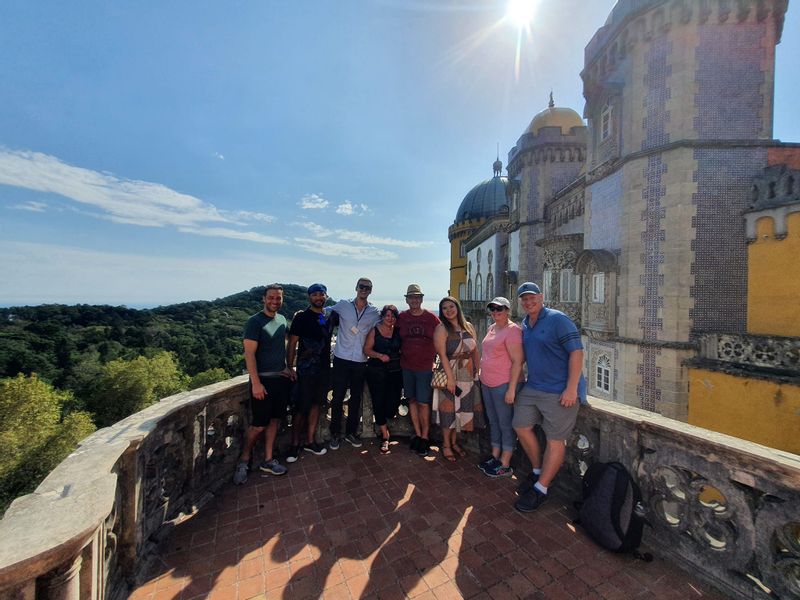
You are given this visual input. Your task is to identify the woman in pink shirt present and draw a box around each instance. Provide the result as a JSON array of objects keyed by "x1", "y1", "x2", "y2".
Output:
[{"x1": 478, "y1": 297, "x2": 524, "y2": 477}]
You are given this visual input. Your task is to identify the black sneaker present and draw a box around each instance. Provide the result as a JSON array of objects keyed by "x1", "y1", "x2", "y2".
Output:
[
  {"x1": 478, "y1": 457, "x2": 500, "y2": 474},
  {"x1": 515, "y1": 488, "x2": 547, "y2": 513},
  {"x1": 409, "y1": 436, "x2": 420, "y2": 452},
  {"x1": 329, "y1": 437, "x2": 341, "y2": 450},
  {"x1": 285, "y1": 445, "x2": 301, "y2": 463},
  {"x1": 304, "y1": 442, "x2": 328, "y2": 456},
  {"x1": 516, "y1": 471, "x2": 539, "y2": 496},
  {"x1": 345, "y1": 434, "x2": 363, "y2": 448},
  {"x1": 417, "y1": 438, "x2": 430, "y2": 456}
]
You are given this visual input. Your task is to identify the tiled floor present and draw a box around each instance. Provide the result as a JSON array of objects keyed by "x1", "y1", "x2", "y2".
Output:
[{"x1": 130, "y1": 439, "x2": 728, "y2": 600}]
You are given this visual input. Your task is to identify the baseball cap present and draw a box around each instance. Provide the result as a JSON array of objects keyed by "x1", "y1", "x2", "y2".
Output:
[
  {"x1": 307, "y1": 283, "x2": 327, "y2": 295},
  {"x1": 486, "y1": 297, "x2": 511, "y2": 309},
  {"x1": 517, "y1": 282, "x2": 542, "y2": 296}
]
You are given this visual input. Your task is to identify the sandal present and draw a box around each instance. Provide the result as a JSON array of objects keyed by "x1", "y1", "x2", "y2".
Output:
[
  {"x1": 380, "y1": 439, "x2": 390, "y2": 454},
  {"x1": 453, "y1": 444, "x2": 467, "y2": 458},
  {"x1": 442, "y1": 446, "x2": 457, "y2": 462}
]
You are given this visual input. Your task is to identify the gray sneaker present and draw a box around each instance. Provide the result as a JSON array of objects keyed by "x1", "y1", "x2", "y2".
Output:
[
  {"x1": 233, "y1": 461, "x2": 248, "y2": 485},
  {"x1": 329, "y1": 437, "x2": 341, "y2": 450},
  {"x1": 258, "y1": 459, "x2": 287, "y2": 476},
  {"x1": 487, "y1": 464, "x2": 514, "y2": 478}
]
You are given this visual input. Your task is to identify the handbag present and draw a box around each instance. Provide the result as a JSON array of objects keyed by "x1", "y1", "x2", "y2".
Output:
[{"x1": 431, "y1": 357, "x2": 448, "y2": 389}]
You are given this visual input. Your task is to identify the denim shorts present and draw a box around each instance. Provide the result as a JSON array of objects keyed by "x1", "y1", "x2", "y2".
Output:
[{"x1": 402, "y1": 368, "x2": 434, "y2": 405}]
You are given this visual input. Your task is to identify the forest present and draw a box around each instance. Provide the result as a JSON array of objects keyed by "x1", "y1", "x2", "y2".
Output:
[{"x1": 0, "y1": 284, "x2": 319, "y2": 513}]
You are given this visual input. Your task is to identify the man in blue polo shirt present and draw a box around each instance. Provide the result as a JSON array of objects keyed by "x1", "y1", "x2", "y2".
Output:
[{"x1": 513, "y1": 281, "x2": 586, "y2": 512}]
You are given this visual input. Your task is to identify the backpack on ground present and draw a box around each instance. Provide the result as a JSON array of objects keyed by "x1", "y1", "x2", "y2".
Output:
[{"x1": 574, "y1": 461, "x2": 652, "y2": 560}]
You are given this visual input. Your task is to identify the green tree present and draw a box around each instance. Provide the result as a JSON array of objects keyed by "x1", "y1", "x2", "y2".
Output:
[
  {"x1": 86, "y1": 351, "x2": 188, "y2": 427},
  {"x1": 0, "y1": 374, "x2": 95, "y2": 514},
  {"x1": 188, "y1": 368, "x2": 230, "y2": 390}
]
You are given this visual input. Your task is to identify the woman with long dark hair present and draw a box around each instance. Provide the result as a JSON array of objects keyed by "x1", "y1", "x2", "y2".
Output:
[
  {"x1": 363, "y1": 305, "x2": 403, "y2": 454},
  {"x1": 432, "y1": 296, "x2": 482, "y2": 461}
]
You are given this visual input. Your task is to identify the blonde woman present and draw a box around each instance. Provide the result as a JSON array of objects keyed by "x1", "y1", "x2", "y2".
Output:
[{"x1": 432, "y1": 296, "x2": 482, "y2": 461}]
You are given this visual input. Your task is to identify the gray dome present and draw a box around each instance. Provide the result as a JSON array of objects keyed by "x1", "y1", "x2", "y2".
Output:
[{"x1": 455, "y1": 174, "x2": 509, "y2": 223}]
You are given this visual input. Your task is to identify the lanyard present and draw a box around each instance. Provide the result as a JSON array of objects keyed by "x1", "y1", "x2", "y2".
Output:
[{"x1": 352, "y1": 301, "x2": 369, "y2": 326}]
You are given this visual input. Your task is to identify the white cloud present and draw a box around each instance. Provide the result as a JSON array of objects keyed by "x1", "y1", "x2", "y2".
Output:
[
  {"x1": 293, "y1": 221, "x2": 334, "y2": 237},
  {"x1": 178, "y1": 227, "x2": 285, "y2": 244},
  {"x1": 336, "y1": 229, "x2": 433, "y2": 248},
  {"x1": 224, "y1": 209, "x2": 276, "y2": 224},
  {"x1": 335, "y1": 201, "x2": 370, "y2": 216},
  {"x1": 298, "y1": 193, "x2": 329, "y2": 209},
  {"x1": 10, "y1": 200, "x2": 47, "y2": 212},
  {"x1": 214, "y1": 152, "x2": 225, "y2": 160},
  {"x1": 293, "y1": 237, "x2": 398, "y2": 260},
  {"x1": 0, "y1": 148, "x2": 285, "y2": 245}
]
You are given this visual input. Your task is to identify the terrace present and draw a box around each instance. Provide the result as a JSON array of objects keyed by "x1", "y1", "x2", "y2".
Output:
[{"x1": 0, "y1": 377, "x2": 798, "y2": 600}]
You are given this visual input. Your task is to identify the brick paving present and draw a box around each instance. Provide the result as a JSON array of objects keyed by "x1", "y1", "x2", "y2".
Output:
[{"x1": 130, "y1": 439, "x2": 728, "y2": 600}]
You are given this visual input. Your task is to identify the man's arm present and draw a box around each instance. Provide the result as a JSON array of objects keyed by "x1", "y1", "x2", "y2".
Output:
[
  {"x1": 505, "y1": 339, "x2": 524, "y2": 405},
  {"x1": 286, "y1": 334, "x2": 300, "y2": 381},
  {"x1": 560, "y1": 348, "x2": 583, "y2": 407},
  {"x1": 244, "y1": 339, "x2": 266, "y2": 399}
]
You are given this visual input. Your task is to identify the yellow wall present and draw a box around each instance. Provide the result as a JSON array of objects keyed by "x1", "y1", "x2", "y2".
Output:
[
  {"x1": 448, "y1": 220, "x2": 482, "y2": 300},
  {"x1": 748, "y1": 211, "x2": 800, "y2": 336},
  {"x1": 688, "y1": 368, "x2": 800, "y2": 455}
]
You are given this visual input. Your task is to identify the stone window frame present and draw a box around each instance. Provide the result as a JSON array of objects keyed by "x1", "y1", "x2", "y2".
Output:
[
  {"x1": 467, "y1": 279, "x2": 473, "y2": 300},
  {"x1": 458, "y1": 282, "x2": 466, "y2": 300},
  {"x1": 600, "y1": 100, "x2": 613, "y2": 142},
  {"x1": 486, "y1": 273, "x2": 494, "y2": 299},
  {"x1": 475, "y1": 274, "x2": 483, "y2": 301},
  {"x1": 459, "y1": 241, "x2": 466, "y2": 258}
]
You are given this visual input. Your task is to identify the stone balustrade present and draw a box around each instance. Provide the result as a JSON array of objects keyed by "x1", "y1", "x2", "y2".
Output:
[{"x1": 1, "y1": 378, "x2": 798, "y2": 599}]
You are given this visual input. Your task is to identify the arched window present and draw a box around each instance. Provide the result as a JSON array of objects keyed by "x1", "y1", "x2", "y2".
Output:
[
  {"x1": 475, "y1": 274, "x2": 483, "y2": 301},
  {"x1": 486, "y1": 273, "x2": 494, "y2": 299},
  {"x1": 596, "y1": 355, "x2": 611, "y2": 393},
  {"x1": 601, "y1": 101, "x2": 613, "y2": 141},
  {"x1": 458, "y1": 282, "x2": 466, "y2": 300},
  {"x1": 487, "y1": 249, "x2": 493, "y2": 271},
  {"x1": 467, "y1": 279, "x2": 473, "y2": 300}
]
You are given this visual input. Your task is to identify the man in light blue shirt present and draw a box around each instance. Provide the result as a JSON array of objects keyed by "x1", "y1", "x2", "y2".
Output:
[{"x1": 327, "y1": 277, "x2": 380, "y2": 449}]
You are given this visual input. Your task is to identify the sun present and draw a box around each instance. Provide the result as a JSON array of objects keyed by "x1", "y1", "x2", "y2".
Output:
[{"x1": 505, "y1": 0, "x2": 538, "y2": 29}]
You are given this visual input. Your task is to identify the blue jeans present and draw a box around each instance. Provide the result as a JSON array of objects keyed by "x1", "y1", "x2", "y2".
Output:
[{"x1": 481, "y1": 382, "x2": 515, "y2": 452}]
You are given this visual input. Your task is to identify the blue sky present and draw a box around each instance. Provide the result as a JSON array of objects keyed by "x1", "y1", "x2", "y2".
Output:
[{"x1": 1, "y1": 1, "x2": 798, "y2": 308}]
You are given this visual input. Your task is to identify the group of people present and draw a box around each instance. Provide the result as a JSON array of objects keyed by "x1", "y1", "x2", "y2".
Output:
[{"x1": 233, "y1": 277, "x2": 585, "y2": 513}]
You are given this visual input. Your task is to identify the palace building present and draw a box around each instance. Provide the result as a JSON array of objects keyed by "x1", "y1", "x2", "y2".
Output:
[{"x1": 449, "y1": 0, "x2": 800, "y2": 443}]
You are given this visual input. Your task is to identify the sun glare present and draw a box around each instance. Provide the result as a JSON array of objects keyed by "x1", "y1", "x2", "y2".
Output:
[{"x1": 506, "y1": 0, "x2": 537, "y2": 29}]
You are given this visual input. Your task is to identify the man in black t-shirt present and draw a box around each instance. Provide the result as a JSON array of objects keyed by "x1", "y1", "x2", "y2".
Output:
[{"x1": 286, "y1": 283, "x2": 336, "y2": 460}]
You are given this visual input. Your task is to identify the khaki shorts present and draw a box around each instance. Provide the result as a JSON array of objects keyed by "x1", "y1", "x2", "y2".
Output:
[{"x1": 512, "y1": 386, "x2": 578, "y2": 442}]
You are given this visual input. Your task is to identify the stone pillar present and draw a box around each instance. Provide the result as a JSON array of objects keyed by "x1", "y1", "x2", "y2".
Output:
[{"x1": 37, "y1": 554, "x2": 82, "y2": 600}]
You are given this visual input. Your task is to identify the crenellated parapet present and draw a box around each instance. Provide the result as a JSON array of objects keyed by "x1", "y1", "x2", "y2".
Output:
[
  {"x1": 582, "y1": 0, "x2": 788, "y2": 101},
  {"x1": 745, "y1": 164, "x2": 800, "y2": 240}
]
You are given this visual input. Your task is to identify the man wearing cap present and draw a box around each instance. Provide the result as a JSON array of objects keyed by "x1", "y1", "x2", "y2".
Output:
[
  {"x1": 327, "y1": 277, "x2": 381, "y2": 449},
  {"x1": 396, "y1": 284, "x2": 441, "y2": 456},
  {"x1": 513, "y1": 281, "x2": 586, "y2": 512},
  {"x1": 285, "y1": 283, "x2": 335, "y2": 461}
]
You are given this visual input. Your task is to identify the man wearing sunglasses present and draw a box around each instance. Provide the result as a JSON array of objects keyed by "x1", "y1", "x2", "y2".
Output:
[
  {"x1": 327, "y1": 278, "x2": 381, "y2": 449},
  {"x1": 286, "y1": 283, "x2": 335, "y2": 461}
]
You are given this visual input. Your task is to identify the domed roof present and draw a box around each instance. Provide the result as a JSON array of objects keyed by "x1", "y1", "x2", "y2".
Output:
[
  {"x1": 455, "y1": 164, "x2": 509, "y2": 223},
  {"x1": 525, "y1": 93, "x2": 584, "y2": 136}
]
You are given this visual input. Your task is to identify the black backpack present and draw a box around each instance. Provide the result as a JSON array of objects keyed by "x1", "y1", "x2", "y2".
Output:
[{"x1": 575, "y1": 461, "x2": 652, "y2": 559}]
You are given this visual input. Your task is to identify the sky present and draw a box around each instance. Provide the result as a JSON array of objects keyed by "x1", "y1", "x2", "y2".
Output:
[{"x1": 1, "y1": 1, "x2": 799, "y2": 309}]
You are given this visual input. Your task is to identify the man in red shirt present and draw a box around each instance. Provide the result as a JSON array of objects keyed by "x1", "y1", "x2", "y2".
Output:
[{"x1": 396, "y1": 284, "x2": 440, "y2": 456}]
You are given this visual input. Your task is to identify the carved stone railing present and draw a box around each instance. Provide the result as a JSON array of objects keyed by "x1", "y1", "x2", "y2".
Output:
[
  {"x1": 0, "y1": 376, "x2": 250, "y2": 600},
  {"x1": 2, "y1": 381, "x2": 799, "y2": 599},
  {"x1": 565, "y1": 398, "x2": 800, "y2": 600},
  {"x1": 699, "y1": 332, "x2": 800, "y2": 372}
]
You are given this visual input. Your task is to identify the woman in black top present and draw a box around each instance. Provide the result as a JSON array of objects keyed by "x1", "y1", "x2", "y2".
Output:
[{"x1": 363, "y1": 305, "x2": 403, "y2": 453}]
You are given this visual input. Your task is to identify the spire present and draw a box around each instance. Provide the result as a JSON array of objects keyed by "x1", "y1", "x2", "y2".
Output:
[{"x1": 549, "y1": 91, "x2": 554, "y2": 108}]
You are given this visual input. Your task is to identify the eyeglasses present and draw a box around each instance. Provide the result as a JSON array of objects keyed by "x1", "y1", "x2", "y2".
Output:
[
  {"x1": 488, "y1": 305, "x2": 506, "y2": 312},
  {"x1": 358, "y1": 284, "x2": 372, "y2": 291}
]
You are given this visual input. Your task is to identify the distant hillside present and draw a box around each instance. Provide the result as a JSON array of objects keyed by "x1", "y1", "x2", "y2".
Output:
[{"x1": 0, "y1": 284, "x2": 320, "y2": 387}]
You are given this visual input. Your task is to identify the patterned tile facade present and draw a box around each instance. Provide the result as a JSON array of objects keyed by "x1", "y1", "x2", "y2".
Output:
[{"x1": 586, "y1": 170, "x2": 622, "y2": 250}]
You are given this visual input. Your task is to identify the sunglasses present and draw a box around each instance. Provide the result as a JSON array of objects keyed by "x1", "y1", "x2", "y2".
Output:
[
  {"x1": 488, "y1": 305, "x2": 506, "y2": 312},
  {"x1": 358, "y1": 284, "x2": 372, "y2": 291}
]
